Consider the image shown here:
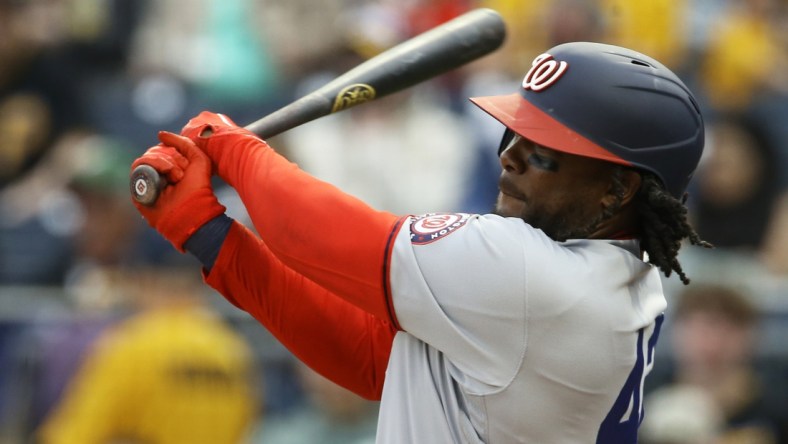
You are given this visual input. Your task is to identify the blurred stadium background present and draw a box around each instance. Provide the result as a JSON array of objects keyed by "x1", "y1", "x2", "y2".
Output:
[{"x1": 0, "y1": 0, "x2": 786, "y2": 443}]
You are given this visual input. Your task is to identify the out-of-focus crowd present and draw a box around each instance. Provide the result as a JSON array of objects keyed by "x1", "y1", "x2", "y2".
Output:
[{"x1": 0, "y1": 0, "x2": 786, "y2": 443}]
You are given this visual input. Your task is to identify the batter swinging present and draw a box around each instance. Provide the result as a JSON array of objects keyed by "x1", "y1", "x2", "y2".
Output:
[{"x1": 130, "y1": 42, "x2": 710, "y2": 443}]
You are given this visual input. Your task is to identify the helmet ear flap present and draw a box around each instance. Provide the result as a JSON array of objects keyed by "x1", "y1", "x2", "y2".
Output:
[{"x1": 498, "y1": 128, "x2": 516, "y2": 156}]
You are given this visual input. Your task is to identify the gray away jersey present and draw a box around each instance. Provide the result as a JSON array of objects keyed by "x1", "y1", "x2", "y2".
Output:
[{"x1": 376, "y1": 213, "x2": 665, "y2": 443}]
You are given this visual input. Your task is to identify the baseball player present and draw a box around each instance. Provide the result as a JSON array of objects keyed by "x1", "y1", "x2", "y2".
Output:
[{"x1": 130, "y1": 42, "x2": 710, "y2": 443}]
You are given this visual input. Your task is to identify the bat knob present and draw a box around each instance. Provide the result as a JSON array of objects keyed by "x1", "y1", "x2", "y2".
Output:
[{"x1": 130, "y1": 164, "x2": 166, "y2": 206}]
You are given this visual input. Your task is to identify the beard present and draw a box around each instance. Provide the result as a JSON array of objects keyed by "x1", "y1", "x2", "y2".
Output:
[{"x1": 493, "y1": 193, "x2": 604, "y2": 242}]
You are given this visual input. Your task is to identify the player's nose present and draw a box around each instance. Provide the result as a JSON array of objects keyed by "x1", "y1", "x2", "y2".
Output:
[{"x1": 500, "y1": 143, "x2": 526, "y2": 174}]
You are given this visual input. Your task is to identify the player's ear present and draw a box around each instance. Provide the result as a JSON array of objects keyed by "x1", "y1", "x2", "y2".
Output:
[{"x1": 601, "y1": 168, "x2": 641, "y2": 209}]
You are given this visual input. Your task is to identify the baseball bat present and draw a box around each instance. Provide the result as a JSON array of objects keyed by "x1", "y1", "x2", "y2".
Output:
[{"x1": 130, "y1": 8, "x2": 506, "y2": 206}]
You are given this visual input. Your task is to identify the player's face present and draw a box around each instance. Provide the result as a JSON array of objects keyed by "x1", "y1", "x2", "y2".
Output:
[{"x1": 494, "y1": 135, "x2": 618, "y2": 241}]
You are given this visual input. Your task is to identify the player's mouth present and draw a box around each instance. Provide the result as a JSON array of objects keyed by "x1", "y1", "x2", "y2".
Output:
[
  {"x1": 496, "y1": 177, "x2": 528, "y2": 217},
  {"x1": 498, "y1": 177, "x2": 526, "y2": 202}
]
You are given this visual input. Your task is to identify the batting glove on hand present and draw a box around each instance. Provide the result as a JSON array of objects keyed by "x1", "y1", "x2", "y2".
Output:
[
  {"x1": 179, "y1": 111, "x2": 263, "y2": 171},
  {"x1": 130, "y1": 131, "x2": 226, "y2": 252}
]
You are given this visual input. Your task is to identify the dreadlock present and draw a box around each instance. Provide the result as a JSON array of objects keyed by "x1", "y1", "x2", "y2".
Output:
[
  {"x1": 581, "y1": 168, "x2": 713, "y2": 284},
  {"x1": 630, "y1": 171, "x2": 713, "y2": 285},
  {"x1": 539, "y1": 167, "x2": 712, "y2": 284}
]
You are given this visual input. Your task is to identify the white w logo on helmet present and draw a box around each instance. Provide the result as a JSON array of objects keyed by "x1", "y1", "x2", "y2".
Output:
[{"x1": 522, "y1": 53, "x2": 568, "y2": 92}]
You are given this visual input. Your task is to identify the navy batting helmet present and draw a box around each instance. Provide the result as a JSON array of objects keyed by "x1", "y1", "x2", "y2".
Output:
[{"x1": 470, "y1": 42, "x2": 704, "y2": 199}]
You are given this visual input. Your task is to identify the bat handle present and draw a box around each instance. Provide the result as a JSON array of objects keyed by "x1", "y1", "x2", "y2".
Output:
[{"x1": 130, "y1": 164, "x2": 167, "y2": 206}]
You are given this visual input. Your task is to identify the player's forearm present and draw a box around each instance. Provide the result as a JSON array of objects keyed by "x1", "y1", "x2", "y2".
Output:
[
  {"x1": 202, "y1": 220, "x2": 395, "y2": 399},
  {"x1": 206, "y1": 130, "x2": 404, "y2": 323}
]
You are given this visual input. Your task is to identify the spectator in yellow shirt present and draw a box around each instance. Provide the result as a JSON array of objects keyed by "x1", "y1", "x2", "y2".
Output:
[
  {"x1": 699, "y1": 0, "x2": 787, "y2": 111},
  {"x1": 36, "y1": 265, "x2": 259, "y2": 444}
]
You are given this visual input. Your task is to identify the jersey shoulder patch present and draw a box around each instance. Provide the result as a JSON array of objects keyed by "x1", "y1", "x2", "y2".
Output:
[{"x1": 409, "y1": 213, "x2": 472, "y2": 245}]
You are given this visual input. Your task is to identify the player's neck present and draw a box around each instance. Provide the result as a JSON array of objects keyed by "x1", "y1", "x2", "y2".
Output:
[{"x1": 588, "y1": 206, "x2": 640, "y2": 240}]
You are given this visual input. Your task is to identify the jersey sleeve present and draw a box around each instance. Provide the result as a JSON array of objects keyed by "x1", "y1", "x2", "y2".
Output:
[
  {"x1": 201, "y1": 128, "x2": 404, "y2": 325},
  {"x1": 388, "y1": 213, "x2": 536, "y2": 388},
  {"x1": 204, "y1": 221, "x2": 396, "y2": 399}
]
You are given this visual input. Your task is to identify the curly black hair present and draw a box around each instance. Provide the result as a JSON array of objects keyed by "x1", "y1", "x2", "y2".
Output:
[
  {"x1": 631, "y1": 172, "x2": 713, "y2": 284},
  {"x1": 578, "y1": 168, "x2": 712, "y2": 284}
]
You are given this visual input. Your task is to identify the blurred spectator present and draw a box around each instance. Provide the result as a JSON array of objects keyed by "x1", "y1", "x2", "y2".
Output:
[
  {"x1": 0, "y1": 0, "x2": 143, "y2": 189},
  {"x1": 1, "y1": 132, "x2": 253, "y2": 442},
  {"x1": 35, "y1": 265, "x2": 259, "y2": 444},
  {"x1": 129, "y1": 0, "x2": 279, "y2": 111},
  {"x1": 76, "y1": 0, "x2": 284, "y2": 153},
  {"x1": 761, "y1": 193, "x2": 788, "y2": 274},
  {"x1": 0, "y1": 131, "x2": 146, "y2": 439},
  {"x1": 683, "y1": 0, "x2": 732, "y2": 60},
  {"x1": 339, "y1": 2, "x2": 409, "y2": 61},
  {"x1": 65, "y1": 134, "x2": 150, "y2": 275},
  {"x1": 281, "y1": 4, "x2": 476, "y2": 215},
  {"x1": 0, "y1": 272, "x2": 128, "y2": 441},
  {"x1": 689, "y1": 115, "x2": 783, "y2": 253},
  {"x1": 697, "y1": 0, "x2": 788, "y2": 113},
  {"x1": 1, "y1": 140, "x2": 78, "y2": 285},
  {"x1": 402, "y1": 0, "x2": 472, "y2": 36},
  {"x1": 642, "y1": 284, "x2": 788, "y2": 444},
  {"x1": 544, "y1": 0, "x2": 603, "y2": 47},
  {"x1": 0, "y1": 0, "x2": 146, "y2": 284},
  {"x1": 477, "y1": 0, "x2": 557, "y2": 76},
  {"x1": 0, "y1": 131, "x2": 148, "y2": 285},
  {"x1": 640, "y1": 384, "x2": 724, "y2": 444},
  {"x1": 0, "y1": 0, "x2": 83, "y2": 189},
  {"x1": 283, "y1": 85, "x2": 476, "y2": 214},
  {"x1": 598, "y1": 0, "x2": 690, "y2": 69},
  {"x1": 248, "y1": 0, "x2": 353, "y2": 91},
  {"x1": 255, "y1": 362, "x2": 378, "y2": 444}
]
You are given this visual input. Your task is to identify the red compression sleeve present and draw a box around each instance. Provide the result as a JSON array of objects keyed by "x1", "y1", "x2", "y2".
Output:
[
  {"x1": 206, "y1": 221, "x2": 396, "y2": 399},
  {"x1": 204, "y1": 129, "x2": 406, "y2": 326}
]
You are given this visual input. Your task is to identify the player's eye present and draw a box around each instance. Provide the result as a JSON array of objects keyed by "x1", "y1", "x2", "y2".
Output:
[{"x1": 527, "y1": 153, "x2": 558, "y2": 171}]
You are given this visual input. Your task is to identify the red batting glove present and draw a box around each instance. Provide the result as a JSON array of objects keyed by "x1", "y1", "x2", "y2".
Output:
[
  {"x1": 179, "y1": 111, "x2": 264, "y2": 174},
  {"x1": 130, "y1": 131, "x2": 226, "y2": 252},
  {"x1": 180, "y1": 111, "x2": 251, "y2": 143}
]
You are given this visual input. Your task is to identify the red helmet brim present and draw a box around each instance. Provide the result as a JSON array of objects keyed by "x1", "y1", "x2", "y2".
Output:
[{"x1": 470, "y1": 93, "x2": 632, "y2": 167}]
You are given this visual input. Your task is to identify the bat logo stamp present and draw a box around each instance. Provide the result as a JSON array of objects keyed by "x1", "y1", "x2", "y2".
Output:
[
  {"x1": 332, "y1": 84, "x2": 376, "y2": 112},
  {"x1": 135, "y1": 178, "x2": 148, "y2": 196},
  {"x1": 410, "y1": 213, "x2": 471, "y2": 245},
  {"x1": 522, "y1": 53, "x2": 568, "y2": 92}
]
